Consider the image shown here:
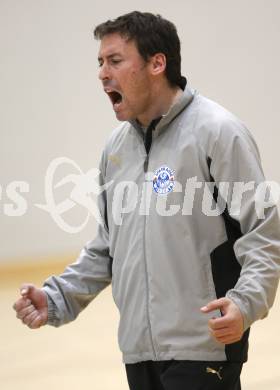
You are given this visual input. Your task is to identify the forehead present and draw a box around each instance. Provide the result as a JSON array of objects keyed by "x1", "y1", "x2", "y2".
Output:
[{"x1": 98, "y1": 33, "x2": 139, "y2": 58}]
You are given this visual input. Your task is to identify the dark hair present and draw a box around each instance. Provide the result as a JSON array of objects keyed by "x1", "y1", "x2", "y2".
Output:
[{"x1": 94, "y1": 11, "x2": 186, "y2": 89}]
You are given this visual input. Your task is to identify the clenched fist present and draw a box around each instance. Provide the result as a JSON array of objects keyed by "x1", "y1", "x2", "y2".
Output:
[
  {"x1": 13, "y1": 284, "x2": 48, "y2": 329},
  {"x1": 201, "y1": 297, "x2": 244, "y2": 345}
]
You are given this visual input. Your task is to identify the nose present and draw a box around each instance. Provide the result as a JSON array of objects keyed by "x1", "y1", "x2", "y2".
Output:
[{"x1": 98, "y1": 62, "x2": 110, "y2": 81}]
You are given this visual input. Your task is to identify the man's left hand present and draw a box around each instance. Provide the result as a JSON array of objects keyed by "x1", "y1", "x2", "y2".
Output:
[{"x1": 200, "y1": 297, "x2": 244, "y2": 344}]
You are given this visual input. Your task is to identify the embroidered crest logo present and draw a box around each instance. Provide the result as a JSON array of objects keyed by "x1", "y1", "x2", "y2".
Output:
[{"x1": 153, "y1": 166, "x2": 175, "y2": 195}]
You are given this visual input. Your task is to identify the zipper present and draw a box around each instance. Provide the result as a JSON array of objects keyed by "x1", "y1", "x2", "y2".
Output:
[
  {"x1": 144, "y1": 155, "x2": 149, "y2": 172},
  {"x1": 143, "y1": 204, "x2": 158, "y2": 359},
  {"x1": 141, "y1": 126, "x2": 158, "y2": 360},
  {"x1": 143, "y1": 116, "x2": 161, "y2": 172}
]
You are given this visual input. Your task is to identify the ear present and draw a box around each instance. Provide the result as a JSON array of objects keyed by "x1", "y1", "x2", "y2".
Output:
[{"x1": 149, "y1": 53, "x2": 166, "y2": 76}]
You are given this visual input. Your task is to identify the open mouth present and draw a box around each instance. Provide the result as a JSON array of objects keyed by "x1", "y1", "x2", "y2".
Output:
[{"x1": 106, "y1": 90, "x2": 123, "y2": 107}]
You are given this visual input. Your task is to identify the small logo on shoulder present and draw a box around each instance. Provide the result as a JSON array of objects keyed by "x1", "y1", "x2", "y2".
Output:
[{"x1": 153, "y1": 166, "x2": 175, "y2": 195}]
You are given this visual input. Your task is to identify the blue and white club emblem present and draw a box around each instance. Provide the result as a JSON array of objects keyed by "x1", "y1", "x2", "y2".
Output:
[{"x1": 153, "y1": 166, "x2": 175, "y2": 195}]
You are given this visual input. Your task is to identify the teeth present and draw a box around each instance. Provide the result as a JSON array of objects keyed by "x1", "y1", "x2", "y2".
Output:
[
  {"x1": 104, "y1": 89, "x2": 123, "y2": 106},
  {"x1": 104, "y1": 88, "x2": 120, "y2": 94}
]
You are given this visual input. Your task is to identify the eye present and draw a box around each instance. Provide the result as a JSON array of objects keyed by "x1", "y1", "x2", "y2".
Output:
[{"x1": 111, "y1": 59, "x2": 122, "y2": 65}]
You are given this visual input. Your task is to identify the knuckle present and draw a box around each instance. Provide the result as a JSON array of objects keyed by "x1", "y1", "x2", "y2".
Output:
[
  {"x1": 30, "y1": 318, "x2": 40, "y2": 329},
  {"x1": 23, "y1": 312, "x2": 33, "y2": 325},
  {"x1": 227, "y1": 318, "x2": 234, "y2": 326},
  {"x1": 27, "y1": 306, "x2": 34, "y2": 314},
  {"x1": 209, "y1": 320, "x2": 218, "y2": 329},
  {"x1": 21, "y1": 300, "x2": 29, "y2": 308},
  {"x1": 19, "y1": 311, "x2": 26, "y2": 319},
  {"x1": 18, "y1": 307, "x2": 30, "y2": 319}
]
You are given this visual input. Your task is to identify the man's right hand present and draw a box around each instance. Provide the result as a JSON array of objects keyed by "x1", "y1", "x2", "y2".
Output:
[{"x1": 13, "y1": 284, "x2": 48, "y2": 329}]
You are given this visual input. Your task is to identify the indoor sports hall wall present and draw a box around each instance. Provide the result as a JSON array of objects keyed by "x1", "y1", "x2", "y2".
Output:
[{"x1": 1, "y1": 1, "x2": 280, "y2": 264}]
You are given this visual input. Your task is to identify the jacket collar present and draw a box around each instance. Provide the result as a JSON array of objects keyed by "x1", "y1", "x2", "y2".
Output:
[{"x1": 129, "y1": 81, "x2": 195, "y2": 138}]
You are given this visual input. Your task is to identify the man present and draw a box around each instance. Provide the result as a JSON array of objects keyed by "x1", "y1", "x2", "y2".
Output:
[{"x1": 13, "y1": 11, "x2": 280, "y2": 390}]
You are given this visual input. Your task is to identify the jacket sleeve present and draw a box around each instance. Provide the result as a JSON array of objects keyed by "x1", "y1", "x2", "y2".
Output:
[
  {"x1": 42, "y1": 152, "x2": 112, "y2": 327},
  {"x1": 208, "y1": 117, "x2": 280, "y2": 331}
]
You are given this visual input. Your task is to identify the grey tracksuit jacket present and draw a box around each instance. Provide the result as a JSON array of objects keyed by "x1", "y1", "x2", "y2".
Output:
[{"x1": 42, "y1": 84, "x2": 280, "y2": 364}]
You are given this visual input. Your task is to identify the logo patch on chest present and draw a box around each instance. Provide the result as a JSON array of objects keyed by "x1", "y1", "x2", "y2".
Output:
[{"x1": 153, "y1": 166, "x2": 175, "y2": 195}]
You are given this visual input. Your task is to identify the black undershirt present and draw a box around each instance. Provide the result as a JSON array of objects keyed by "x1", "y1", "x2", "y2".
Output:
[{"x1": 144, "y1": 117, "x2": 162, "y2": 154}]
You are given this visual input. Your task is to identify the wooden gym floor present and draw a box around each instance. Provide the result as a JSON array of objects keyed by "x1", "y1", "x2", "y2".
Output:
[{"x1": 0, "y1": 259, "x2": 279, "y2": 390}]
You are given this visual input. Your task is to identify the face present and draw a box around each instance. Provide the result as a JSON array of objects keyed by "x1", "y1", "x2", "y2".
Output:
[{"x1": 98, "y1": 33, "x2": 154, "y2": 123}]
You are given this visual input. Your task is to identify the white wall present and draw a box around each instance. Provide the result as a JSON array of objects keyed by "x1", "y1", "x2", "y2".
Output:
[{"x1": 1, "y1": 0, "x2": 279, "y2": 262}]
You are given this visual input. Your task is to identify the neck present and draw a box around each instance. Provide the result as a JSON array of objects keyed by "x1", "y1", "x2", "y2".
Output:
[{"x1": 136, "y1": 83, "x2": 183, "y2": 127}]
